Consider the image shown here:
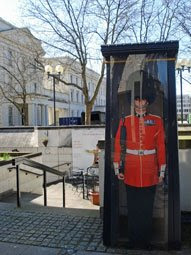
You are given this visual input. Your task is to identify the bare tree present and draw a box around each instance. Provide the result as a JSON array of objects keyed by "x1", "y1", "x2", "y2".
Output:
[
  {"x1": 21, "y1": 0, "x2": 187, "y2": 125},
  {"x1": 0, "y1": 28, "x2": 44, "y2": 125},
  {"x1": 128, "y1": 0, "x2": 183, "y2": 43},
  {"x1": 22, "y1": 0, "x2": 137, "y2": 124},
  {"x1": 175, "y1": 2, "x2": 191, "y2": 53}
]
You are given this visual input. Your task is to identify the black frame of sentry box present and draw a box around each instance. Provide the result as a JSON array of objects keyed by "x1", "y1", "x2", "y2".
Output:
[{"x1": 101, "y1": 41, "x2": 180, "y2": 250}]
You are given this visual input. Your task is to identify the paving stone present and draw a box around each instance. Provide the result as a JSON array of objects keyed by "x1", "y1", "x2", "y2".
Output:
[
  {"x1": 0, "y1": 202, "x2": 191, "y2": 255},
  {"x1": 86, "y1": 246, "x2": 97, "y2": 251}
]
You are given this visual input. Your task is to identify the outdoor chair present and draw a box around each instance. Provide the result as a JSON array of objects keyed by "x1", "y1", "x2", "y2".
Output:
[
  {"x1": 66, "y1": 167, "x2": 85, "y2": 195},
  {"x1": 84, "y1": 165, "x2": 99, "y2": 199}
]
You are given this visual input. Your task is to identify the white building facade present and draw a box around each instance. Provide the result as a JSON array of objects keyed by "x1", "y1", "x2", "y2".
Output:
[
  {"x1": 44, "y1": 57, "x2": 106, "y2": 124},
  {"x1": 177, "y1": 94, "x2": 191, "y2": 122},
  {"x1": 0, "y1": 18, "x2": 49, "y2": 126},
  {"x1": 0, "y1": 18, "x2": 106, "y2": 127}
]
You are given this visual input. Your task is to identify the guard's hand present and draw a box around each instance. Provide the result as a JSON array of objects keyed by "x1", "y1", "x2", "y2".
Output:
[
  {"x1": 117, "y1": 173, "x2": 124, "y2": 180},
  {"x1": 158, "y1": 176, "x2": 164, "y2": 183}
]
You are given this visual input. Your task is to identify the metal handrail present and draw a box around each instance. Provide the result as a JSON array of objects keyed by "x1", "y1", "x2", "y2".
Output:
[
  {"x1": 51, "y1": 162, "x2": 71, "y2": 169},
  {"x1": 0, "y1": 152, "x2": 42, "y2": 167},
  {"x1": 11, "y1": 157, "x2": 66, "y2": 208},
  {"x1": 12, "y1": 157, "x2": 65, "y2": 176},
  {"x1": 8, "y1": 166, "x2": 43, "y2": 177}
]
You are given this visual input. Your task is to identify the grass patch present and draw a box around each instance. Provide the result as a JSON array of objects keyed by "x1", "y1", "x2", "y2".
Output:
[{"x1": 0, "y1": 153, "x2": 12, "y2": 161}]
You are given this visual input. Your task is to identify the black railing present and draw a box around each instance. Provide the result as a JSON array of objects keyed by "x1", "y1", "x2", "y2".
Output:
[
  {"x1": 51, "y1": 162, "x2": 71, "y2": 170},
  {"x1": 12, "y1": 157, "x2": 66, "y2": 208},
  {"x1": 8, "y1": 166, "x2": 43, "y2": 177},
  {"x1": 0, "y1": 152, "x2": 42, "y2": 167}
]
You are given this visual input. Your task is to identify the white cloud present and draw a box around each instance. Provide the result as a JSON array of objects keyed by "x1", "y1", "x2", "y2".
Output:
[{"x1": 0, "y1": 0, "x2": 23, "y2": 26}]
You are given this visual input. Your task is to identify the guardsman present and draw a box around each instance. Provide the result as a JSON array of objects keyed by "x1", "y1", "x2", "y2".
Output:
[{"x1": 113, "y1": 70, "x2": 166, "y2": 249}]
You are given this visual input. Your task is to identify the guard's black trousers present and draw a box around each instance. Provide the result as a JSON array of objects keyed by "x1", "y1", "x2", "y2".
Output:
[{"x1": 126, "y1": 185, "x2": 156, "y2": 246}]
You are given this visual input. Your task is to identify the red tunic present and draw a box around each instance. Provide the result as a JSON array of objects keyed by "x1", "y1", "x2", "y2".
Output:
[{"x1": 113, "y1": 114, "x2": 166, "y2": 187}]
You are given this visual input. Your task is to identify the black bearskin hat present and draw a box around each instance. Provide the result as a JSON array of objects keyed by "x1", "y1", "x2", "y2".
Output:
[{"x1": 126, "y1": 70, "x2": 157, "y2": 104}]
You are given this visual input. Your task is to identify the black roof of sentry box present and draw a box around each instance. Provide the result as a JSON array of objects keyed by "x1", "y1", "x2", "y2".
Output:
[{"x1": 101, "y1": 41, "x2": 179, "y2": 57}]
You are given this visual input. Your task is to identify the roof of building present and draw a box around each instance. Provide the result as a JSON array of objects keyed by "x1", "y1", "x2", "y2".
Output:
[
  {"x1": 0, "y1": 17, "x2": 17, "y2": 32},
  {"x1": 0, "y1": 17, "x2": 42, "y2": 44}
]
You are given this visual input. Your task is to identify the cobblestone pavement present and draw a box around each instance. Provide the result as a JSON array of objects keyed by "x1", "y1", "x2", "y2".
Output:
[
  {"x1": 0, "y1": 206, "x2": 191, "y2": 255},
  {"x1": 0, "y1": 207, "x2": 103, "y2": 255}
]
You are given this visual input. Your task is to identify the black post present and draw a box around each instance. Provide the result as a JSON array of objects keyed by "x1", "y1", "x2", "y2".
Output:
[
  {"x1": 16, "y1": 165, "x2": 21, "y2": 207},
  {"x1": 180, "y1": 69, "x2": 183, "y2": 123},
  {"x1": 168, "y1": 55, "x2": 181, "y2": 249},
  {"x1": 53, "y1": 76, "x2": 56, "y2": 126},
  {"x1": 43, "y1": 170, "x2": 47, "y2": 206},
  {"x1": 82, "y1": 173, "x2": 85, "y2": 199},
  {"x1": 62, "y1": 176, "x2": 65, "y2": 207},
  {"x1": 86, "y1": 175, "x2": 89, "y2": 199},
  {"x1": 103, "y1": 56, "x2": 112, "y2": 246}
]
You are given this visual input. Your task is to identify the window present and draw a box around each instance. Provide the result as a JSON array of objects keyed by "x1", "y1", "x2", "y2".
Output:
[
  {"x1": 81, "y1": 94, "x2": 84, "y2": 103},
  {"x1": 76, "y1": 77, "x2": 78, "y2": 85},
  {"x1": 8, "y1": 106, "x2": 13, "y2": 126},
  {"x1": 70, "y1": 75, "x2": 73, "y2": 83},
  {"x1": 7, "y1": 49, "x2": 13, "y2": 66},
  {"x1": 37, "y1": 105, "x2": 42, "y2": 126},
  {"x1": 76, "y1": 91, "x2": 79, "y2": 103},
  {"x1": 33, "y1": 61, "x2": 37, "y2": 73},
  {"x1": 34, "y1": 83, "x2": 37, "y2": 93},
  {"x1": 71, "y1": 90, "x2": 74, "y2": 102}
]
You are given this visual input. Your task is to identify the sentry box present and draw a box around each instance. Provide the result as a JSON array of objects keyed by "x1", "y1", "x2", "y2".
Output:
[{"x1": 101, "y1": 41, "x2": 180, "y2": 250}]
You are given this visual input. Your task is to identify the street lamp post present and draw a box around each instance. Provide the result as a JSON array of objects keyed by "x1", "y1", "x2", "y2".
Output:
[
  {"x1": 45, "y1": 65, "x2": 63, "y2": 126},
  {"x1": 176, "y1": 59, "x2": 191, "y2": 124},
  {"x1": 180, "y1": 69, "x2": 183, "y2": 123}
]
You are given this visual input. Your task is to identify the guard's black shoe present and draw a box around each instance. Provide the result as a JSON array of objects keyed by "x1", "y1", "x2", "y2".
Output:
[
  {"x1": 124, "y1": 241, "x2": 135, "y2": 249},
  {"x1": 133, "y1": 242, "x2": 152, "y2": 250},
  {"x1": 139, "y1": 243, "x2": 153, "y2": 250},
  {"x1": 145, "y1": 243, "x2": 153, "y2": 251}
]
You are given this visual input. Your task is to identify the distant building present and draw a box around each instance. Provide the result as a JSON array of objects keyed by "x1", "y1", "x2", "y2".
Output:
[
  {"x1": 44, "y1": 57, "x2": 106, "y2": 124},
  {"x1": 177, "y1": 94, "x2": 191, "y2": 122},
  {"x1": 0, "y1": 18, "x2": 106, "y2": 126},
  {"x1": 0, "y1": 17, "x2": 48, "y2": 126}
]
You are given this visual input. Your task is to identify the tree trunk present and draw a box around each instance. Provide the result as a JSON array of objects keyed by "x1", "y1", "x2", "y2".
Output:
[
  {"x1": 85, "y1": 103, "x2": 93, "y2": 125},
  {"x1": 22, "y1": 104, "x2": 28, "y2": 126}
]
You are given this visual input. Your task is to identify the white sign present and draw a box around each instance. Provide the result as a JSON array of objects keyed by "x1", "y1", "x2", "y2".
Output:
[{"x1": 72, "y1": 128, "x2": 105, "y2": 171}]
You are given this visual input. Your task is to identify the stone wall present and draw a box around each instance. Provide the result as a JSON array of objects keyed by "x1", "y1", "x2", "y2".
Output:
[
  {"x1": 0, "y1": 154, "x2": 43, "y2": 198},
  {"x1": 0, "y1": 125, "x2": 104, "y2": 183}
]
